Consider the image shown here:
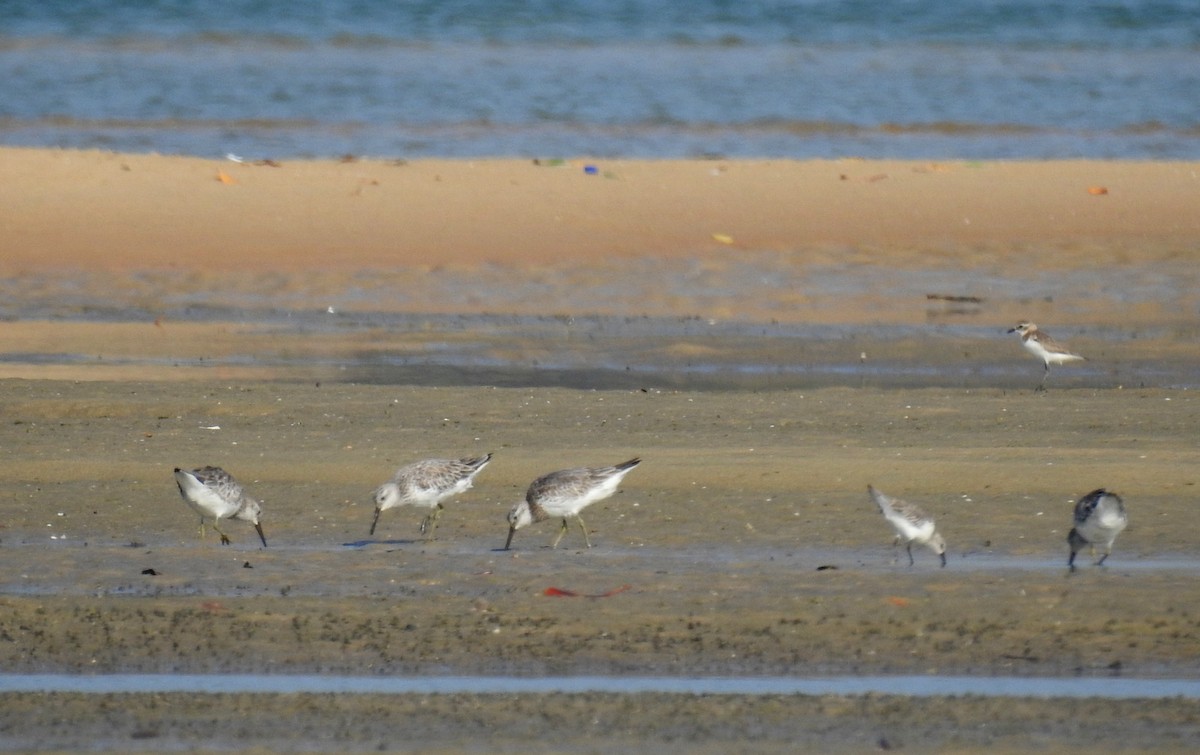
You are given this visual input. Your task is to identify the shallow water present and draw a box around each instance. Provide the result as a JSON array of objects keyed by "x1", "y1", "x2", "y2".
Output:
[
  {"x1": 2, "y1": 673, "x2": 1197, "y2": 699},
  {"x1": 0, "y1": 319, "x2": 1192, "y2": 390},
  {"x1": 3, "y1": 539, "x2": 1199, "y2": 602}
]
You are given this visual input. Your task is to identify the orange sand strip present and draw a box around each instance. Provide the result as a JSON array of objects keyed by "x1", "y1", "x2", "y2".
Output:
[{"x1": 2, "y1": 148, "x2": 1197, "y2": 274}]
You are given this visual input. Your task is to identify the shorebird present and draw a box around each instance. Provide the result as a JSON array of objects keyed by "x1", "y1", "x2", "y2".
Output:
[
  {"x1": 370, "y1": 454, "x2": 493, "y2": 538},
  {"x1": 868, "y1": 485, "x2": 947, "y2": 567},
  {"x1": 505, "y1": 458, "x2": 641, "y2": 550},
  {"x1": 173, "y1": 466, "x2": 267, "y2": 547},
  {"x1": 1007, "y1": 321, "x2": 1086, "y2": 390},
  {"x1": 1067, "y1": 488, "x2": 1128, "y2": 571}
]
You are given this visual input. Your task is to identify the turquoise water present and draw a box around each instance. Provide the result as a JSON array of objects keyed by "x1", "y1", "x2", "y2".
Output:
[{"x1": 1, "y1": 1, "x2": 1197, "y2": 158}]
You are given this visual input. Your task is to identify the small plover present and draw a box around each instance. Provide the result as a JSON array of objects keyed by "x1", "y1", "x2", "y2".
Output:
[
  {"x1": 370, "y1": 454, "x2": 493, "y2": 537},
  {"x1": 1007, "y1": 321, "x2": 1086, "y2": 390},
  {"x1": 1067, "y1": 488, "x2": 1128, "y2": 571},
  {"x1": 505, "y1": 458, "x2": 641, "y2": 550},
  {"x1": 868, "y1": 485, "x2": 946, "y2": 567},
  {"x1": 173, "y1": 466, "x2": 267, "y2": 547}
]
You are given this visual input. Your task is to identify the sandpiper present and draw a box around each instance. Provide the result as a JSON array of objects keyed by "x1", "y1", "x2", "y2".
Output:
[
  {"x1": 370, "y1": 454, "x2": 493, "y2": 538},
  {"x1": 869, "y1": 485, "x2": 946, "y2": 567},
  {"x1": 1068, "y1": 488, "x2": 1128, "y2": 570},
  {"x1": 1007, "y1": 321, "x2": 1086, "y2": 390},
  {"x1": 505, "y1": 458, "x2": 641, "y2": 550},
  {"x1": 173, "y1": 466, "x2": 267, "y2": 547}
]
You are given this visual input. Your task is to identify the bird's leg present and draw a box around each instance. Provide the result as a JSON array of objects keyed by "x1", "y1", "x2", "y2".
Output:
[
  {"x1": 551, "y1": 518, "x2": 569, "y2": 548},
  {"x1": 420, "y1": 504, "x2": 443, "y2": 538},
  {"x1": 576, "y1": 514, "x2": 592, "y2": 548},
  {"x1": 197, "y1": 518, "x2": 207, "y2": 541},
  {"x1": 213, "y1": 521, "x2": 232, "y2": 545},
  {"x1": 1036, "y1": 364, "x2": 1050, "y2": 392},
  {"x1": 1068, "y1": 548, "x2": 1079, "y2": 571},
  {"x1": 906, "y1": 542, "x2": 915, "y2": 567},
  {"x1": 1096, "y1": 545, "x2": 1111, "y2": 566}
]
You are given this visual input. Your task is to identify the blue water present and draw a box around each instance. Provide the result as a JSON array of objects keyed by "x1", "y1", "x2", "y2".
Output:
[{"x1": 1, "y1": 0, "x2": 1197, "y2": 159}]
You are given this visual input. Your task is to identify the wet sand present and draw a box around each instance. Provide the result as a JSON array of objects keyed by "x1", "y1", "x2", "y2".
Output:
[
  {"x1": 1, "y1": 149, "x2": 1199, "y2": 751},
  {"x1": 2, "y1": 381, "x2": 1200, "y2": 751},
  {"x1": 4, "y1": 690, "x2": 1198, "y2": 753}
]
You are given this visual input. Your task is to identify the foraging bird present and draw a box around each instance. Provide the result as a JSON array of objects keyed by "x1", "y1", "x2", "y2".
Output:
[
  {"x1": 173, "y1": 466, "x2": 267, "y2": 547},
  {"x1": 505, "y1": 458, "x2": 641, "y2": 550},
  {"x1": 869, "y1": 485, "x2": 947, "y2": 567},
  {"x1": 370, "y1": 454, "x2": 493, "y2": 538},
  {"x1": 1068, "y1": 488, "x2": 1128, "y2": 571},
  {"x1": 1007, "y1": 321, "x2": 1086, "y2": 390}
]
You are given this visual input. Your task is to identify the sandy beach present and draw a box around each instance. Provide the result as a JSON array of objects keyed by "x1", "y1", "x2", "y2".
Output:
[
  {"x1": 4, "y1": 148, "x2": 1199, "y2": 275},
  {"x1": 1, "y1": 148, "x2": 1199, "y2": 751}
]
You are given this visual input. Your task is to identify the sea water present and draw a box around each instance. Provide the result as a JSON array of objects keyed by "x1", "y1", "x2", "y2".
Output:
[{"x1": 1, "y1": 0, "x2": 1197, "y2": 159}]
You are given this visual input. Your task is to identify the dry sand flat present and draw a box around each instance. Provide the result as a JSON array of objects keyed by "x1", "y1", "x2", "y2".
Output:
[{"x1": 2, "y1": 149, "x2": 1198, "y2": 274}]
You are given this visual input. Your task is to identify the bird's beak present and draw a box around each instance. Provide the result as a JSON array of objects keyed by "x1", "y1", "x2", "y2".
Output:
[
  {"x1": 504, "y1": 525, "x2": 517, "y2": 551},
  {"x1": 369, "y1": 508, "x2": 382, "y2": 536},
  {"x1": 1006, "y1": 327, "x2": 1018, "y2": 333},
  {"x1": 255, "y1": 522, "x2": 268, "y2": 548}
]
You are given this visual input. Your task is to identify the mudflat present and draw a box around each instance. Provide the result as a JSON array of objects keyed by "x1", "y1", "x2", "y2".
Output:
[{"x1": 1, "y1": 380, "x2": 1199, "y2": 751}]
